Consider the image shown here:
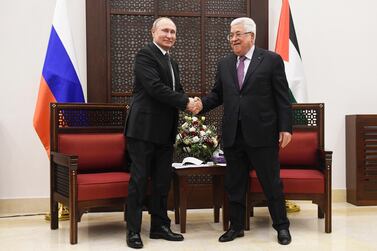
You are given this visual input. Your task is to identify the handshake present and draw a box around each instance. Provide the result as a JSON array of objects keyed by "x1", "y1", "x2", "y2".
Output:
[{"x1": 186, "y1": 97, "x2": 203, "y2": 115}]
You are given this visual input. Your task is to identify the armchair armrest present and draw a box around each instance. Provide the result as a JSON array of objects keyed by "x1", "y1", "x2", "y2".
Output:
[
  {"x1": 51, "y1": 151, "x2": 78, "y2": 171},
  {"x1": 50, "y1": 151, "x2": 79, "y2": 200},
  {"x1": 318, "y1": 149, "x2": 333, "y2": 172}
]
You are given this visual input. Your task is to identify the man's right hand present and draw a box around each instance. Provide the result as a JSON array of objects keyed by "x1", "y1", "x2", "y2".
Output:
[
  {"x1": 193, "y1": 97, "x2": 203, "y2": 115},
  {"x1": 186, "y1": 97, "x2": 203, "y2": 115}
]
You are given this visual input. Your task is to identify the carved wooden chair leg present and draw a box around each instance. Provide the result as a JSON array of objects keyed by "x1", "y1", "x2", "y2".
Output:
[
  {"x1": 318, "y1": 205, "x2": 324, "y2": 219},
  {"x1": 325, "y1": 211, "x2": 331, "y2": 233},
  {"x1": 69, "y1": 191, "x2": 78, "y2": 245},
  {"x1": 325, "y1": 195, "x2": 332, "y2": 233},
  {"x1": 50, "y1": 200, "x2": 59, "y2": 229}
]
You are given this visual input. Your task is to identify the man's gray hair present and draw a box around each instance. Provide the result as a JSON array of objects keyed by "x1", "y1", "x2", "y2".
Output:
[
  {"x1": 152, "y1": 17, "x2": 176, "y2": 30},
  {"x1": 231, "y1": 17, "x2": 256, "y2": 38}
]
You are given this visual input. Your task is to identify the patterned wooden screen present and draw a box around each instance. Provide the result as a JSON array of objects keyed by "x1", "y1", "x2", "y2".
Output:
[
  {"x1": 109, "y1": 0, "x2": 250, "y2": 104},
  {"x1": 86, "y1": 0, "x2": 267, "y2": 103}
]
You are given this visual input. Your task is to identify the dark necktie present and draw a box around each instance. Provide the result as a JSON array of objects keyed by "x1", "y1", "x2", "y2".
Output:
[
  {"x1": 237, "y1": 56, "x2": 246, "y2": 89},
  {"x1": 165, "y1": 52, "x2": 175, "y2": 91}
]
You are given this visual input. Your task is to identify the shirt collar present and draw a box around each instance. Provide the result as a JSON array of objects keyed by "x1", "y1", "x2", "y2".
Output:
[
  {"x1": 238, "y1": 45, "x2": 255, "y2": 61},
  {"x1": 153, "y1": 42, "x2": 168, "y2": 55}
]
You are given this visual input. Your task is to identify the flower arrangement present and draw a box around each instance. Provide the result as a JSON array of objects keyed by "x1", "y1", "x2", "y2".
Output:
[{"x1": 175, "y1": 115, "x2": 219, "y2": 161}]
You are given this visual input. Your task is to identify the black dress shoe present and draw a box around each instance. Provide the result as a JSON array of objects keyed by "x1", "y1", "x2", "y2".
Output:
[
  {"x1": 127, "y1": 231, "x2": 143, "y2": 249},
  {"x1": 277, "y1": 229, "x2": 291, "y2": 245},
  {"x1": 218, "y1": 229, "x2": 244, "y2": 242},
  {"x1": 150, "y1": 225, "x2": 184, "y2": 241}
]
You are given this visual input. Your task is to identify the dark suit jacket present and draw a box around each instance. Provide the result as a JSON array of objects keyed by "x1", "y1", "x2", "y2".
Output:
[
  {"x1": 125, "y1": 43, "x2": 188, "y2": 145},
  {"x1": 202, "y1": 47, "x2": 292, "y2": 148}
]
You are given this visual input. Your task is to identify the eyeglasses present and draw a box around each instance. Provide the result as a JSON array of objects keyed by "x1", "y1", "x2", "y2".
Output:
[{"x1": 227, "y1": 32, "x2": 252, "y2": 41}]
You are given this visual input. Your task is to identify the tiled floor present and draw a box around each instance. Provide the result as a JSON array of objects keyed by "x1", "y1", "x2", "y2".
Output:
[{"x1": 1, "y1": 202, "x2": 376, "y2": 251}]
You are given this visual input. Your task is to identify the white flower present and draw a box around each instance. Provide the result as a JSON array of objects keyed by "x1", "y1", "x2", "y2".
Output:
[
  {"x1": 182, "y1": 122, "x2": 188, "y2": 129},
  {"x1": 192, "y1": 116, "x2": 198, "y2": 122},
  {"x1": 192, "y1": 136, "x2": 200, "y2": 143},
  {"x1": 189, "y1": 127, "x2": 196, "y2": 132},
  {"x1": 202, "y1": 125, "x2": 207, "y2": 130},
  {"x1": 184, "y1": 146, "x2": 191, "y2": 153},
  {"x1": 213, "y1": 138, "x2": 218, "y2": 147},
  {"x1": 200, "y1": 131, "x2": 206, "y2": 136}
]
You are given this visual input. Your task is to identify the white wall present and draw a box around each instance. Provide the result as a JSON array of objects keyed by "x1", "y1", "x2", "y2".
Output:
[
  {"x1": 1, "y1": 0, "x2": 377, "y2": 199},
  {"x1": 0, "y1": 0, "x2": 86, "y2": 199}
]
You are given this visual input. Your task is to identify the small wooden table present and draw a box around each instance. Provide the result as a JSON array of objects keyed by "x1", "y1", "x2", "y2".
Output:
[{"x1": 172, "y1": 164, "x2": 228, "y2": 233}]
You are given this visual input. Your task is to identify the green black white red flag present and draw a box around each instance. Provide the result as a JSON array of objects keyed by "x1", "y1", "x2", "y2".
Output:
[{"x1": 275, "y1": 0, "x2": 307, "y2": 103}]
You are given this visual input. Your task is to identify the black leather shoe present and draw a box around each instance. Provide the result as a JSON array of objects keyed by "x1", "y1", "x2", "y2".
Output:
[
  {"x1": 150, "y1": 225, "x2": 184, "y2": 241},
  {"x1": 127, "y1": 231, "x2": 143, "y2": 249},
  {"x1": 218, "y1": 229, "x2": 244, "y2": 242},
  {"x1": 277, "y1": 229, "x2": 292, "y2": 245}
]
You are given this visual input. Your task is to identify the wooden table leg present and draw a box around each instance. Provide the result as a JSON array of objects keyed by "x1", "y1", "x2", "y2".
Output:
[
  {"x1": 179, "y1": 176, "x2": 188, "y2": 233},
  {"x1": 212, "y1": 175, "x2": 221, "y2": 223}
]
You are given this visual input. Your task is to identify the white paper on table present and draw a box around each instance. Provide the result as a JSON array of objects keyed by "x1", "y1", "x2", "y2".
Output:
[
  {"x1": 172, "y1": 163, "x2": 211, "y2": 169},
  {"x1": 172, "y1": 160, "x2": 224, "y2": 169}
]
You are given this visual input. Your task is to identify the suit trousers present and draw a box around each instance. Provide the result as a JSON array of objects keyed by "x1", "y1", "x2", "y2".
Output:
[
  {"x1": 126, "y1": 137, "x2": 173, "y2": 233},
  {"x1": 223, "y1": 124, "x2": 290, "y2": 231}
]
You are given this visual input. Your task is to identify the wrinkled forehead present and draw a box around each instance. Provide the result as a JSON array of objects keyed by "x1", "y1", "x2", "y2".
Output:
[{"x1": 155, "y1": 19, "x2": 176, "y2": 31}]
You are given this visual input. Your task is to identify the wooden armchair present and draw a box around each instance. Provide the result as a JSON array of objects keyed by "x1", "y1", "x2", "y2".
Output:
[
  {"x1": 246, "y1": 103, "x2": 333, "y2": 233},
  {"x1": 49, "y1": 103, "x2": 129, "y2": 244}
]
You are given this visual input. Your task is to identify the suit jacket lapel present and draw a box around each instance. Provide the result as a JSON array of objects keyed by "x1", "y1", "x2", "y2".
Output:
[
  {"x1": 242, "y1": 48, "x2": 264, "y2": 89},
  {"x1": 149, "y1": 43, "x2": 174, "y2": 87},
  {"x1": 227, "y1": 55, "x2": 239, "y2": 92}
]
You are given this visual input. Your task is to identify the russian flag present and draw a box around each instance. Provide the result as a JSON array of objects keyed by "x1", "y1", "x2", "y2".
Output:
[
  {"x1": 275, "y1": 0, "x2": 307, "y2": 103},
  {"x1": 33, "y1": 0, "x2": 85, "y2": 155}
]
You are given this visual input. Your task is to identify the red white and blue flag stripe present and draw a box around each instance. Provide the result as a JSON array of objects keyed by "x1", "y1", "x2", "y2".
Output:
[{"x1": 33, "y1": 0, "x2": 85, "y2": 154}]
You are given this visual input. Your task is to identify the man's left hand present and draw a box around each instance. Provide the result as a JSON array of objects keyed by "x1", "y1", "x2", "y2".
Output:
[{"x1": 279, "y1": 132, "x2": 292, "y2": 148}]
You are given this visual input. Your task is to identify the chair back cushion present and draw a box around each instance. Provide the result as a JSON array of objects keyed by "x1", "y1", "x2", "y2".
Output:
[
  {"x1": 58, "y1": 133, "x2": 126, "y2": 171},
  {"x1": 279, "y1": 131, "x2": 318, "y2": 167}
]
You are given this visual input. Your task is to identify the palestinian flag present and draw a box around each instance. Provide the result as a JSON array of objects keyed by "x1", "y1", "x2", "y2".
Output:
[{"x1": 275, "y1": 0, "x2": 307, "y2": 103}]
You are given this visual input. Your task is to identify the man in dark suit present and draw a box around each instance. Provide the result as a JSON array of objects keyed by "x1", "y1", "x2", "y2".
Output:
[
  {"x1": 125, "y1": 17, "x2": 196, "y2": 249},
  {"x1": 194, "y1": 17, "x2": 293, "y2": 245}
]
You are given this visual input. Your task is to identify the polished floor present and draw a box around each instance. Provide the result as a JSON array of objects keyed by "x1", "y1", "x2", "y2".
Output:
[{"x1": 1, "y1": 202, "x2": 377, "y2": 251}]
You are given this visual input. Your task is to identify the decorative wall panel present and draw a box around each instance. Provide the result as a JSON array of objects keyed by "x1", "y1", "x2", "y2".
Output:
[
  {"x1": 205, "y1": 17, "x2": 232, "y2": 94},
  {"x1": 107, "y1": 0, "x2": 251, "y2": 101},
  {"x1": 110, "y1": 0, "x2": 155, "y2": 13},
  {"x1": 172, "y1": 17, "x2": 202, "y2": 93},
  {"x1": 110, "y1": 15, "x2": 154, "y2": 94},
  {"x1": 159, "y1": 0, "x2": 201, "y2": 13},
  {"x1": 206, "y1": 0, "x2": 248, "y2": 15},
  {"x1": 87, "y1": 0, "x2": 268, "y2": 103}
]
